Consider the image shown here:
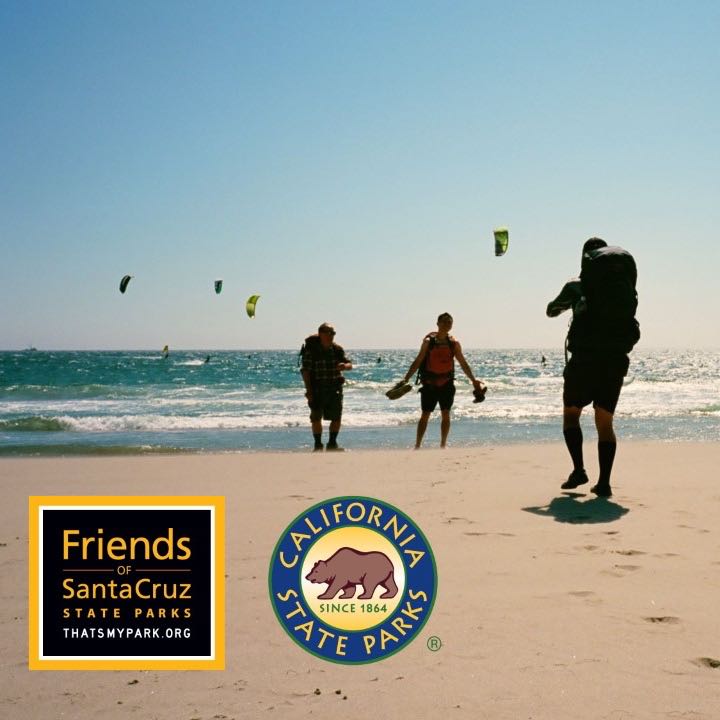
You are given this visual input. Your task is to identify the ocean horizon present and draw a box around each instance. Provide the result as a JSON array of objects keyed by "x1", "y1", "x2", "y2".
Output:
[{"x1": 2, "y1": 348, "x2": 719, "y2": 455}]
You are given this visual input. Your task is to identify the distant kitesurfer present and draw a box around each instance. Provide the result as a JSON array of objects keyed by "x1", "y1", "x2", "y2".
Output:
[
  {"x1": 401, "y1": 312, "x2": 486, "y2": 449},
  {"x1": 205, "y1": 355, "x2": 210, "y2": 364},
  {"x1": 547, "y1": 238, "x2": 640, "y2": 497},
  {"x1": 300, "y1": 323, "x2": 353, "y2": 451},
  {"x1": 541, "y1": 355, "x2": 547, "y2": 365}
]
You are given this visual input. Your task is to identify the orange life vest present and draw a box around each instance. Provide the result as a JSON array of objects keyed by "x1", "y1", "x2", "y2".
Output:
[{"x1": 420, "y1": 333, "x2": 456, "y2": 386}]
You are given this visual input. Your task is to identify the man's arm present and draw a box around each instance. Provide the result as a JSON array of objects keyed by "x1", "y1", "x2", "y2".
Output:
[
  {"x1": 402, "y1": 339, "x2": 430, "y2": 383},
  {"x1": 336, "y1": 346, "x2": 352, "y2": 372},
  {"x1": 546, "y1": 280, "x2": 581, "y2": 317},
  {"x1": 301, "y1": 369, "x2": 313, "y2": 390},
  {"x1": 453, "y1": 341, "x2": 485, "y2": 390}
]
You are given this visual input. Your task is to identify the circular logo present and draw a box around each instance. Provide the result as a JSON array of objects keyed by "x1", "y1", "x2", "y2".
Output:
[{"x1": 269, "y1": 496, "x2": 437, "y2": 664}]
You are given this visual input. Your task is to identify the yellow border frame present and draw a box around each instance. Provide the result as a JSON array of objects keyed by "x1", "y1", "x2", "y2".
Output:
[{"x1": 29, "y1": 495, "x2": 225, "y2": 671}]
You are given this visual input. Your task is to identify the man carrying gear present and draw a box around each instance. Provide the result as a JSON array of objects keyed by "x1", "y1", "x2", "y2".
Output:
[
  {"x1": 301, "y1": 322, "x2": 353, "y2": 451},
  {"x1": 547, "y1": 238, "x2": 640, "y2": 497}
]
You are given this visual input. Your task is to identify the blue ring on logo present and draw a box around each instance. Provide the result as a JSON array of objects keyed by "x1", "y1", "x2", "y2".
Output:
[{"x1": 269, "y1": 496, "x2": 437, "y2": 664}]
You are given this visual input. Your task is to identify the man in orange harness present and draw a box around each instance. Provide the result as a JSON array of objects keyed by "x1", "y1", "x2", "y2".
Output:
[{"x1": 401, "y1": 312, "x2": 486, "y2": 448}]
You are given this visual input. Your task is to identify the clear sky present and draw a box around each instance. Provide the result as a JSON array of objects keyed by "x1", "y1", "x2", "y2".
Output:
[{"x1": 1, "y1": 1, "x2": 719, "y2": 350}]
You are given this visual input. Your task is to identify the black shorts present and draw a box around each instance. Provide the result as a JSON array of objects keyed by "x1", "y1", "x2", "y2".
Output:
[
  {"x1": 309, "y1": 384, "x2": 343, "y2": 422},
  {"x1": 420, "y1": 382, "x2": 456, "y2": 413},
  {"x1": 563, "y1": 354, "x2": 629, "y2": 414}
]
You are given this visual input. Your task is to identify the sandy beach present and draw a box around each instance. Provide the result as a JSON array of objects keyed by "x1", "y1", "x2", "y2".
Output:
[{"x1": 2, "y1": 442, "x2": 720, "y2": 719}]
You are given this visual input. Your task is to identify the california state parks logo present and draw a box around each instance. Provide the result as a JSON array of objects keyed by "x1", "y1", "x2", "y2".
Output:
[{"x1": 269, "y1": 496, "x2": 437, "y2": 664}]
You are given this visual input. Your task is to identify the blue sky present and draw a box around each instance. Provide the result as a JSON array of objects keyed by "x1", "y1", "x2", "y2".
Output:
[{"x1": 1, "y1": 1, "x2": 719, "y2": 350}]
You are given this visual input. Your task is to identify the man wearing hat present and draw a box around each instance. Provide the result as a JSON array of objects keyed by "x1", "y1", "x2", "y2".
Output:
[{"x1": 300, "y1": 322, "x2": 353, "y2": 451}]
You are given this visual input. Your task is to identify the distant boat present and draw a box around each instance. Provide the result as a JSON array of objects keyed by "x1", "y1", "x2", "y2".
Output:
[{"x1": 25, "y1": 345, "x2": 38, "y2": 352}]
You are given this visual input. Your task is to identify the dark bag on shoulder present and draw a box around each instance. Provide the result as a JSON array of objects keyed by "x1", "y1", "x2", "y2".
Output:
[
  {"x1": 299, "y1": 334, "x2": 321, "y2": 364},
  {"x1": 572, "y1": 246, "x2": 640, "y2": 354},
  {"x1": 298, "y1": 335, "x2": 345, "y2": 384}
]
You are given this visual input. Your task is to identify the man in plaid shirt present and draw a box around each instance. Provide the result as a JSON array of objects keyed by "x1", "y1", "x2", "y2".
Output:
[{"x1": 301, "y1": 322, "x2": 353, "y2": 451}]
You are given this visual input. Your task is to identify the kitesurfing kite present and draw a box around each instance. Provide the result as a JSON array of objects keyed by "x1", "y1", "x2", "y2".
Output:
[
  {"x1": 494, "y1": 227, "x2": 509, "y2": 257},
  {"x1": 214, "y1": 279, "x2": 223, "y2": 294},
  {"x1": 246, "y1": 294, "x2": 261, "y2": 318},
  {"x1": 119, "y1": 275, "x2": 133, "y2": 293}
]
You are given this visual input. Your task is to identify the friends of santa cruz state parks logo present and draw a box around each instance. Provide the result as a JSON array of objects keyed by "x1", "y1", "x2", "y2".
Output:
[{"x1": 269, "y1": 497, "x2": 437, "y2": 664}]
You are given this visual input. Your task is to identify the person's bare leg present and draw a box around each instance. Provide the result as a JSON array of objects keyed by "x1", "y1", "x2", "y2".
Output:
[
  {"x1": 594, "y1": 406, "x2": 616, "y2": 442},
  {"x1": 440, "y1": 410, "x2": 451, "y2": 448},
  {"x1": 415, "y1": 412, "x2": 431, "y2": 449}
]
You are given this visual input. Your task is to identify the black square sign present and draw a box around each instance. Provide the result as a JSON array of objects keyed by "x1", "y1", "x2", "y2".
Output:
[{"x1": 29, "y1": 497, "x2": 224, "y2": 670}]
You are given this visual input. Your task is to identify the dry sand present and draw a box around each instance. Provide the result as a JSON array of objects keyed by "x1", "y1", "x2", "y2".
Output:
[{"x1": 1, "y1": 442, "x2": 720, "y2": 719}]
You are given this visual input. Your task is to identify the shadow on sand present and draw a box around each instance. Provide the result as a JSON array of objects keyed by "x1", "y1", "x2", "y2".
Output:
[{"x1": 522, "y1": 491, "x2": 629, "y2": 524}]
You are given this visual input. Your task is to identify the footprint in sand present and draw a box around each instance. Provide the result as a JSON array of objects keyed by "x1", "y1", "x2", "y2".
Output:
[
  {"x1": 644, "y1": 616, "x2": 680, "y2": 624},
  {"x1": 693, "y1": 657, "x2": 720, "y2": 669},
  {"x1": 444, "y1": 516, "x2": 474, "y2": 524},
  {"x1": 583, "y1": 530, "x2": 620, "y2": 539},
  {"x1": 677, "y1": 524, "x2": 711, "y2": 534},
  {"x1": 567, "y1": 590, "x2": 602, "y2": 605},
  {"x1": 613, "y1": 549, "x2": 646, "y2": 556},
  {"x1": 463, "y1": 531, "x2": 515, "y2": 537},
  {"x1": 601, "y1": 564, "x2": 641, "y2": 577}
]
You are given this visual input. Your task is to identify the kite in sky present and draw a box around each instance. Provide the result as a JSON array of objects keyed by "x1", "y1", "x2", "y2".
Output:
[
  {"x1": 246, "y1": 294, "x2": 261, "y2": 318},
  {"x1": 494, "y1": 227, "x2": 509, "y2": 257}
]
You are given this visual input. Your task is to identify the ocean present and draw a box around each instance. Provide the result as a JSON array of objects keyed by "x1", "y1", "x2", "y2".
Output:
[{"x1": 1, "y1": 349, "x2": 719, "y2": 455}]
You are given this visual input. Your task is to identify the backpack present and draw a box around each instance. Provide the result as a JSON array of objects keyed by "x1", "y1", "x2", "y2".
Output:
[
  {"x1": 416, "y1": 333, "x2": 457, "y2": 384},
  {"x1": 298, "y1": 335, "x2": 345, "y2": 374},
  {"x1": 568, "y1": 246, "x2": 640, "y2": 354}
]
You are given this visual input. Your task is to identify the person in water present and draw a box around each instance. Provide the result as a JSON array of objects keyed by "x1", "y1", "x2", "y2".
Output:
[
  {"x1": 301, "y1": 322, "x2": 353, "y2": 451},
  {"x1": 401, "y1": 312, "x2": 486, "y2": 449},
  {"x1": 547, "y1": 238, "x2": 640, "y2": 497}
]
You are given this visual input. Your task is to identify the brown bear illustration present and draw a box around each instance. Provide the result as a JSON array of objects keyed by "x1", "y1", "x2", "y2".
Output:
[{"x1": 305, "y1": 546, "x2": 399, "y2": 600}]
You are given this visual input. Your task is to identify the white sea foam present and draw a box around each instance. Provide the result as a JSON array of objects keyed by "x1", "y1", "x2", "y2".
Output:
[{"x1": 3, "y1": 349, "x2": 720, "y2": 448}]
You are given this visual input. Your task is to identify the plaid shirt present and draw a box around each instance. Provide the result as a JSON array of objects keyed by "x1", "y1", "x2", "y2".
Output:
[{"x1": 302, "y1": 343, "x2": 349, "y2": 385}]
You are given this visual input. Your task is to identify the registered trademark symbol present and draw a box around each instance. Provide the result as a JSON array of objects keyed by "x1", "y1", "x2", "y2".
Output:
[{"x1": 427, "y1": 636, "x2": 442, "y2": 652}]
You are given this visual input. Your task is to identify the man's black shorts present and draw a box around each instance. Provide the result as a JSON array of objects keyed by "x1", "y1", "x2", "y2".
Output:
[
  {"x1": 420, "y1": 382, "x2": 456, "y2": 413},
  {"x1": 563, "y1": 354, "x2": 629, "y2": 414},
  {"x1": 309, "y1": 384, "x2": 343, "y2": 422}
]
